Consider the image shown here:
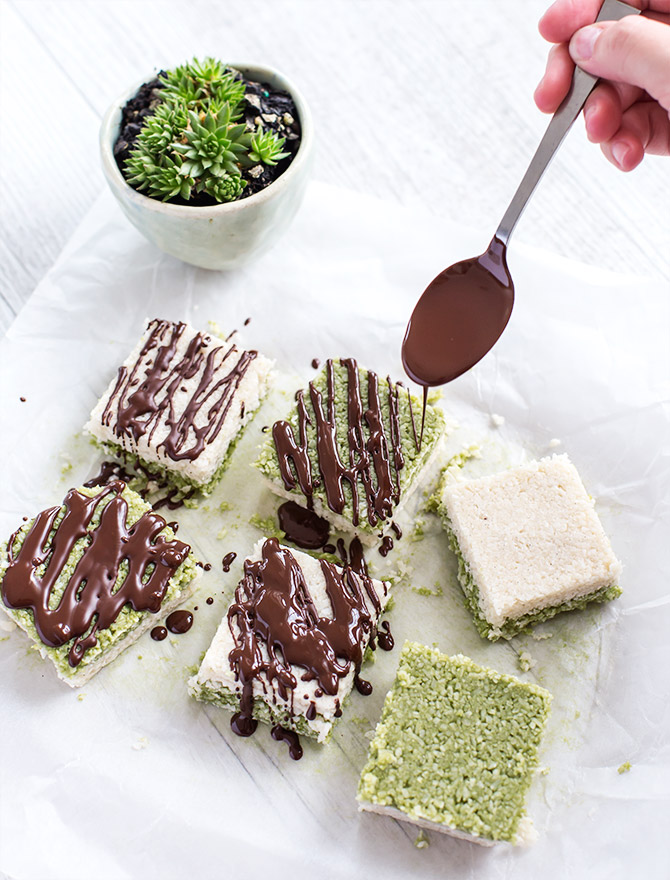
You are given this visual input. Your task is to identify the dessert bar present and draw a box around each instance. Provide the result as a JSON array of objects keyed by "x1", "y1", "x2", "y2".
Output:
[
  {"x1": 189, "y1": 537, "x2": 392, "y2": 747},
  {"x1": 255, "y1": 358, "x2": 447, "y2": 538},
  {"x1": 86, "y1": 318, "x2": 274, "y2": 494},
  {"x1": 0, "y1": 481, "x2": 199, "y2": 686},
  {"x1": 432, "y1": 454, "x2": 622, "y2": 640},
  {"x1": 358, "y1": 642, "x2": 552, "y2": 845}
]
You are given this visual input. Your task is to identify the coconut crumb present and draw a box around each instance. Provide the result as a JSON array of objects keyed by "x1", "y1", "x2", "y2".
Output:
[
  {"x1": 531, "y1": 630, "x2": 554, "y2": 641},
  {"x1": 548, "y1": 438, "x2": 561, "y2": 448},
  {"x1": 617, "y1": 761, "x2": 631, "y2": 774},
  {"x1": 132, "y1": 736, "x2": 149, "y2": 751},
  {"x1": 490, "y1": 413, "x2": 505, "y2": 428},
  {"x1": 518, "y1": 650, "x2": 536, "y2": 672},
  {"x1": 414, "y1": 830, "x2": 430, "y2": 849}
]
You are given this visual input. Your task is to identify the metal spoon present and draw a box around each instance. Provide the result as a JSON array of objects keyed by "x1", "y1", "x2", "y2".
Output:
[{"x1": 401, "y1": 0, "x2": 640, "y2": 388}]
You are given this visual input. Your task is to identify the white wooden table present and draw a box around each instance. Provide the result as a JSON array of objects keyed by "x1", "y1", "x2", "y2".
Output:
[{"x1": 1, "y1": 0, "x2": 668, "y2": 336}]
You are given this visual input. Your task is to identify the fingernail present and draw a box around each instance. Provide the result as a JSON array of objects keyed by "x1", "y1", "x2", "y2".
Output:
[
  {"x1": 572, "y1": 25, "x2": 602, "y2": 61},
  {"x1": 612, "y1": 142, "x2": 630, "y2": 168}
]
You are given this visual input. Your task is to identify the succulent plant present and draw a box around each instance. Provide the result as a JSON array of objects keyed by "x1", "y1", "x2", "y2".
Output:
[{"x1": 123, "y1": 57, "x2": 293, "y2": 204}]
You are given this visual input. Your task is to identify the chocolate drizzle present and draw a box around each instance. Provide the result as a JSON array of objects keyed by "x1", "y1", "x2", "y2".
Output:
[
  {"x1": 379, "y1": 536, "x2": 394, "y2": 557},
  {"x1": 101, "y1": 319, "x2": 257, "y2": 463},
  {"x1": 1, "y1": 482, "x2": 191, "y2": 666},
  {"x1": 377, "y1": 621, "x2": 394, "y2": 651},
  {"x1": 271, "y1": 724, "x2": 304, "y2": 760},
  {"x1": 354, "y1": 674, "x2": 373, "y2": 696},
  {"x1": 226, "y1": 538, "x2": 384, "y2": 747},
  {"x1": 83, "y1": 461, "x2": 133, "y2": 488},
  {"x1": 271, "y1": 359, "x2": 418, "y2": 529}
]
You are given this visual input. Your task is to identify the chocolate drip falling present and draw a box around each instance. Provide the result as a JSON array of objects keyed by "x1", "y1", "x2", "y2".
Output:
[
  {"x1": 272, "y1": 359, "x2": 417, "y2": 529},
  {"x1": 377, "y1": 621, "x2": 394, "y2": 651},
  {"x1": 271, "y1": 724, "x2": 304, "y2": 761},
  {"x1": 277, "y1": 501, "x2": 330, "y2": 550},
  {"x1": 354, "y1": 674, "x2": 373, "y2": 696},
  {"x1": 101, "y1": 318, "x2": 257, "y2": 463},
  {"x1": 1, "y1": 482, "x2": 190, "y2": 666},
  {"x1": 226, "y1": 538, "x2": 382, "y2": 746}
]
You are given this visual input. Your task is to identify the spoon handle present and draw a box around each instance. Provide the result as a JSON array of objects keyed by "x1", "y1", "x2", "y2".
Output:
[{"x1": 495, "y1": 0, "x2": 641, "y2": 247}]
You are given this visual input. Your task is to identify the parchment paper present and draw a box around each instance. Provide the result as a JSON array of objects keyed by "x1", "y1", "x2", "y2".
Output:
[{"x1": 1, "y1": 182, "x2": 668, "y2": 880}]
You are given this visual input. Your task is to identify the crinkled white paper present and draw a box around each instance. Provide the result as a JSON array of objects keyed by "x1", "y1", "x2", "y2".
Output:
[{"x1": 1, "y1": 182, "x2": 669, "y2": 880}]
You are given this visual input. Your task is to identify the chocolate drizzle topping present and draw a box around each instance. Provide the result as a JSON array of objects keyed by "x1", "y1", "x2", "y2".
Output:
[
  {"x1": 226, "y1": 538, "x2": 384, "y2": 750},
  {"x1": 271, "y1": 724, "x2": 303, "y2": 761},
  {"x1": 1, "y1": 482, "x2": 191, "y2": 666},
  {"x1": 377, "y1": 620, "x2": 394, "y2": 651},
  {"x1": 271, "y1": 359, "x2": 418, "y2": 529},
  {"x1": 101, "y1": 319, "x2": 257, "y2": 463}
]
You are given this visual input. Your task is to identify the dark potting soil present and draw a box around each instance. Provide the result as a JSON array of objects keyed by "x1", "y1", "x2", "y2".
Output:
[{"x1": 113, "y1": 67, "x2": 302, "y2": 206}]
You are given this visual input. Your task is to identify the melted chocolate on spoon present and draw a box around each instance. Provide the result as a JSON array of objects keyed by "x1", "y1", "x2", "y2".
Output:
[{"x1": 402, "y1": 236, "x2": 514, "y2": 389}]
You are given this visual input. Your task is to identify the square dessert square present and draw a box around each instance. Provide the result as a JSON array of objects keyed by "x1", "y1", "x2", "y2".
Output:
[
  {"x1": 0, "y1": 481, "x2": 199, "y2": 686},
  {"x1": 86, "y1": 318, "x2": 274, "y2": 494},
  {"x1": 189, "y1": 538, "x2": 392, "y2": 744},
  {"x1": 433, "y1": 454, "x2": 622, "y2": 640},
  {"x1": 255, "y1": 358, "x2": 447, "y2": 539},
  {"x1": 357, "y1": 642, "x2": 552, "y2": 846}
]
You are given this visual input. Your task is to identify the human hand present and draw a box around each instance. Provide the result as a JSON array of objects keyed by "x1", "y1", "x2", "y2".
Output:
[{"x1": 534, "y1": 0, "x2": 670, "y2": 170}]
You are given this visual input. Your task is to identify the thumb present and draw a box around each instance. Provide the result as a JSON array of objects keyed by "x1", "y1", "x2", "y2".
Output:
[{"x1": 569, "y1": 16, "x2": 670, "y2": 111}]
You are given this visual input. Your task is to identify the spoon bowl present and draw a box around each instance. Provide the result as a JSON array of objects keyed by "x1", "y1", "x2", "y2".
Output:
[{"x1": 402, "y1": 236, "x2": 514, "y2": 386}]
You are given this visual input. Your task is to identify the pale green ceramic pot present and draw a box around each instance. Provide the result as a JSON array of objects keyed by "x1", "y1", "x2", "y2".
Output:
[{"x1": 100, "y1": 63, "x2": 313, "y2": 270}]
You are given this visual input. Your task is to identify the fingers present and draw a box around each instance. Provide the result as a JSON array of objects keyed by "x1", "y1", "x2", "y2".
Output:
[
  {"x1": 583, "y1": 81, "x2": 644, "y2": 141},
  {"x1": 540, "y1": 1, "x2": 670, "y2": 44},
  {"x1": 535, "y1": 43, "x2": 575, "y2": 111},
  {"x1": 539, "y1": 0, "x2": 610, "y2": 43},
  {"x1": 569, "y1": 16, "x2": 670, "y2": 109}
]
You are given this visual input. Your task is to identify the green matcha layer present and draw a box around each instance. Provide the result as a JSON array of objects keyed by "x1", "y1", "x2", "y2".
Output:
[
  {"x1": 431, "y1": 455, "x2": 622, "y2": 641},
  {"x1": 443, "y1": 518, "x2": 621, "y2": 640},
  {"x1": 0, "y1": 484, "x2": 199, "y2": 686},
  {"x1": 358, "y1": 642, "x2": 552, "y2": 845},
  {"x1": 188, "y1": 679, "x2": 335, "y2": 742},
  {"x1": 255, "y1": 359, "x2": 447, "y2": 535}
]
